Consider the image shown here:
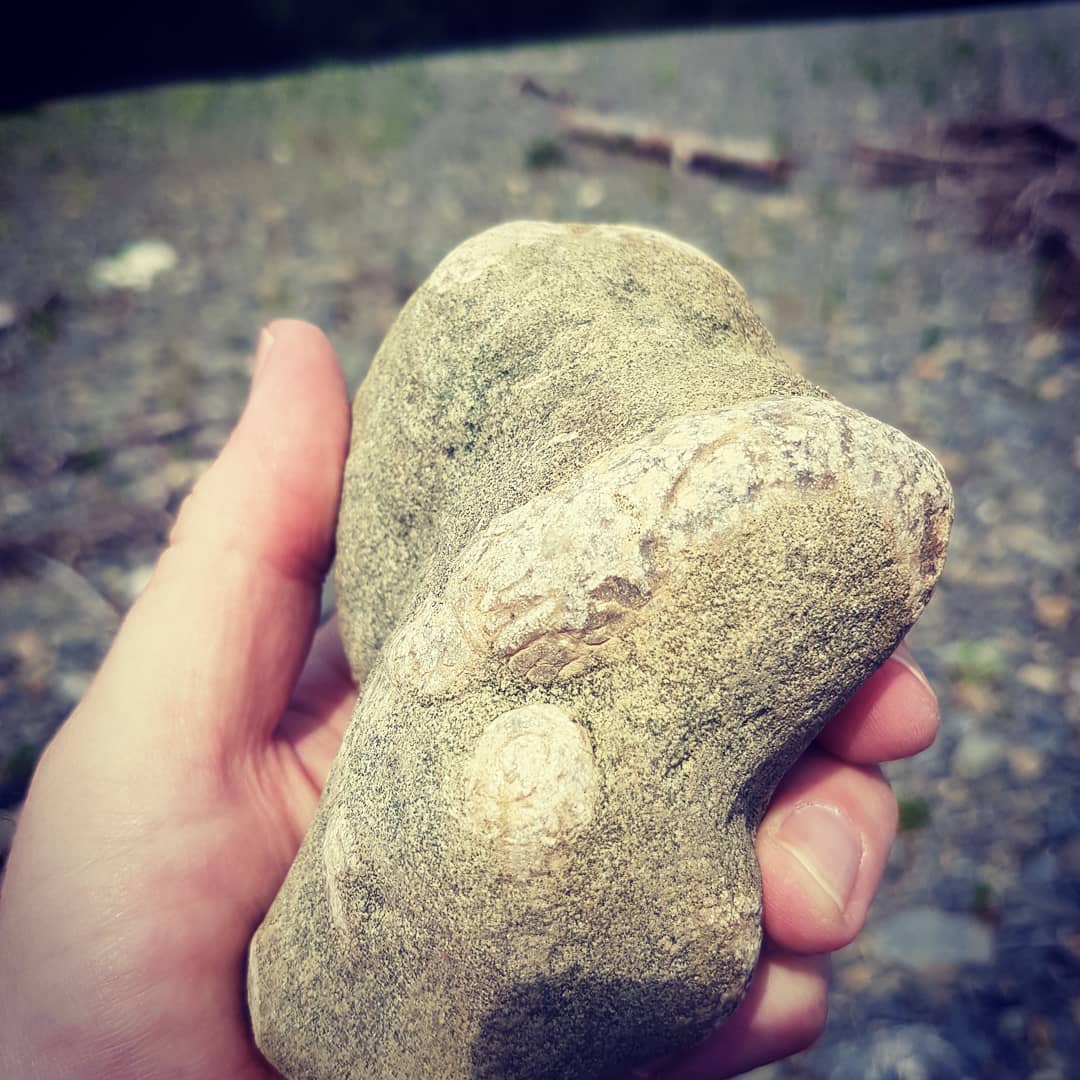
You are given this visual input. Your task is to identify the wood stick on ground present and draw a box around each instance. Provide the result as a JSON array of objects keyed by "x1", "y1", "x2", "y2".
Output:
[
  {"x1": 557, "y1": 107, "x2": 795, "y2": 186},
  {"x1": 852, "y1": 115, "x2": 1080, "y2": 325},
  {"x1": 852, "y1": 115, "x2": 1080, "y2": 186}
]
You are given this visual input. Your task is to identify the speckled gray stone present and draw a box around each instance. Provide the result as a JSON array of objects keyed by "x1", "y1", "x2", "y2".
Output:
[{"x1": 248, "y1": 222, "x2": 953, "y2": 1079}]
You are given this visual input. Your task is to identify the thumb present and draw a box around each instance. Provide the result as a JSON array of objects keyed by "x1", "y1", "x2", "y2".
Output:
[{"x1": 67, "y1": 320, "x2": 350, "y2": 784}]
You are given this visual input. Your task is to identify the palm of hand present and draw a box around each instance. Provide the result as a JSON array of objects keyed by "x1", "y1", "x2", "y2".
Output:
[
  {"x1": 0, "y1": 322, "x2": 935, "y2": 1080},
  {"x1": 1, "y1": 606, "x2": 357, "y2": 1079}
]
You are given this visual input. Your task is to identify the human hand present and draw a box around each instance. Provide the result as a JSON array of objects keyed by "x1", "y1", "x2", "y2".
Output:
[
  {"x1": 0, "y1": 321, "x2": 353, "y2": 1079},
  {"x1": 0, "y1": 320, "x2": 938, "y2": 1079}
]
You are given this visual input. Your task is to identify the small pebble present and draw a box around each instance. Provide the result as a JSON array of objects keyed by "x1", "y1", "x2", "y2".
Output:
[
  {"x1": 6, "y1": 630, "x2": 54, "y2": 693},
  {"x1": 1037, "y1": 373, "x2": 1067, "y2": 400},
  {"x1": 1008, "y1": 745, "x2": 1045, "y2": 780},
  {"x1": 1032, "y1": 593, "x2": 1071, "y2": 630},
  {"x1": 815, "y1": 1023, "x2": 974, "y2": 1079},
  {"x1": 759, "y1": 194, "x2": 807, "y2": 221},
  {"x1": 866, "y1": 907, "x2": 995, "y2": 970},
  {"x1": 950, "y1": 681, "x2": 999, "y2": 717},
  {"x1": 505, "y1": 174, "x2": 530, "y2": 197},
  {"x1": 1017, "y1": 663, "x2": 1061, "y2": 694},
  {"x1": 90, "y1": 239, "x2": 178, "y2": 292},
  {"x1": 576, "y1": 178, "x2": 606, "y2": 209},
  {"x1": 1025, "y1": 330, "x2": 1061, "y2": 361},
  {"x1": 126, "y1": 563, "x2": 156, "y2": 602},
  {"x1": 838, "y1": 960, "x2": 876, "y2": 990},
  {"x1": 56, "y1": 669, "x2": 94, "y2": 705},
  {"x1": 951, "y1": 732, "x2": 1006, "y2": 780}
]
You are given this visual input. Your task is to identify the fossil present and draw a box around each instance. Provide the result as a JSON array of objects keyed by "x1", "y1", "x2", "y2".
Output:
[{"x1": 248, "y1": 222, "x2": 952, "y2": 1079}]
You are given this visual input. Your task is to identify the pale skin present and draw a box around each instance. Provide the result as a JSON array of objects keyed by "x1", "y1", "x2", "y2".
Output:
[{"x1": 0, "y1": 320, "x2": 939, "y2": 1079}]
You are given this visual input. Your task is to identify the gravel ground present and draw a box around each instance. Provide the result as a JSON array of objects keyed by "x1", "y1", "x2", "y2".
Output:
[{"x1": 2, "y1": 4, "x2": 1078, "y2": 1077}]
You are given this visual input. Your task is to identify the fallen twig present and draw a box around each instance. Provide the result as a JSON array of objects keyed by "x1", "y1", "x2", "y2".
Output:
[
  {"x1": 519, "y1": 76, "x2": 795, "y2": 187},
  {"x1": 853, "y1": 115, "x2": 1080, "y2": 186},
  {"x1": 852, "y1": 113, "x2": 1080, "y2": 326},
  {"x1": 558, "y1": 107, "x2": 795, "y2": 186}
]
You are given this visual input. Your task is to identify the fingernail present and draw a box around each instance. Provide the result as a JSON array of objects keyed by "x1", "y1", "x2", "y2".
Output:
[
  {"x1": 890, "y1": 641, "x2": 934, "y2": 697},
  {"x1": 252, "y1": 326, "x2": 277, "y2": 385},
  {"x1": 775, "y1": 804, "x2": 863, "y2": 915}
]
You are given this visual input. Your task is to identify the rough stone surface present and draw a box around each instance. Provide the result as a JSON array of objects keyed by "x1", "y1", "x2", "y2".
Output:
[{"x1": 248, "y1": 222, "x2": 953, "y2": 1079}]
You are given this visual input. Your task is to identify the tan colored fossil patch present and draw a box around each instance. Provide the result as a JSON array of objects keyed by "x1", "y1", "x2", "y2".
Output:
[
  {"x1": 461, "y1": 704, "x2": 599, "y2": 876},
  {"x1": 379, "y1": 400, "x2": 947, "y2": 697}
]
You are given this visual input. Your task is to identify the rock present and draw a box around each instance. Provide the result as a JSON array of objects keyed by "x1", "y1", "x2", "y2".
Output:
[
  {"x1": 1032, "y1": 592, "x2": 1071, "y2": 630},
  {"x1": 865, "y1": 907, "x2": 994, "y2": 971},
  {"x1": 1017, "y1": 663, "x2": 1062, "y2": 695},
  {"x1": 1025, "y1": 331, "x2": 1062, "y2": 362},
  {"x1": 55, "y1": 668, "x2": 94, "y2": 705},
  {"x1": 125, "y1": 562, "x2": 156, "y2": 602},
  {"x1": 1007, "y1": 744, "x2": 1045, "y2": 780},
  {"x1": 5, "y1": 629, "x2": 54, "y2": 693},
  {"x1": 248, "y1": 222, "x2": 953, "y2": 1079},
  {"x1": 575, "y1": 178, "x2": 606, "y2": 209},
  {"x1": 951, "y1": 731, "x2": 1007, "y2": 780},
  {"x1": 89, "y1": 239, "x2": 178, "y2": 292},
  {"x1": 814, "y1": 1024, "x2": 976, "y2": 1079},
  {"x1": 742, "y1": 1065, "x2": 784, "y2": 1080}
]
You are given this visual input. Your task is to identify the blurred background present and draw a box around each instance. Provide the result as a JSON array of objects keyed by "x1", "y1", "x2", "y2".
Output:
[
  {"x1": 1, "y1": 1, "x2": 1078, "y2": 1077},
  {"x1": 0, "y1": 1, "x2": 1042, "y2": 110}
]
